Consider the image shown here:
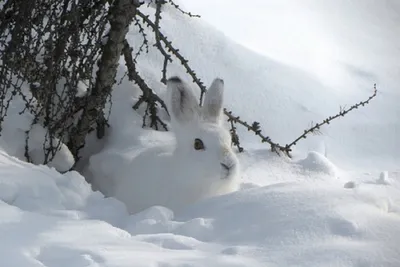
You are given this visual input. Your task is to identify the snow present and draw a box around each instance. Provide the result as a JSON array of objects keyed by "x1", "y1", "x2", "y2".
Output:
[
  {"x1": 2, "y1": 148, "x2": 400, "y2": 266},
  {"x1": 1, "y1": 1, "x2": 400, "y2": 266},
  {"x1": 76, "y1": 80, "x2": 89, "y2": 98}
]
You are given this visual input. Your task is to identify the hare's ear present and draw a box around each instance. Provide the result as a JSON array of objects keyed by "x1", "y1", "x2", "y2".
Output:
[
  {"x1": 202, "y1": 78, "x2": 224, "y2": 123},
  {"x1": 167, "y1": 76, "x2": 200, "y2": 124}
]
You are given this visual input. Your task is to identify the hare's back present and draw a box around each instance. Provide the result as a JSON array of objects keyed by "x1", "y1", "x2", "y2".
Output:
[{"x1": 111, "y1": 146, "x2": 177, "y2": 212}]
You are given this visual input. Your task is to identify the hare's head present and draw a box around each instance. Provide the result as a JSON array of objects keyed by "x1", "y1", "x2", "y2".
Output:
[{"x1": 166, "y1": 76, "x2": 239, "y2": 182}]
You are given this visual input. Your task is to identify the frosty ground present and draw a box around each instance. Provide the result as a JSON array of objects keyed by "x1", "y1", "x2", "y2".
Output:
[{"x1": 1, "y1": 1, "x2": 399, "y2": 267}]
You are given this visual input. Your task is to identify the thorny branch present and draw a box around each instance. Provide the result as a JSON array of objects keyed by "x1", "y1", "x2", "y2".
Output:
[
  {"x1": 132, "y1": 15, "x2": 149, "y2": 62},
  {"x1": 227, "y1": 117, "x2": 244, "y2": 153},
  {"x1": 166, "y1": 0, "x2": 201, "y2": 17},
  {"x1": 145, "y1": 0, "x2": 201, "y2": 18},
  {"x1": 224, "y1": 108, "x2": 288, "y2": 155},
  {"x1": 154, "y1": 0, "x2": 171, "y2": 84},
  {"x1": 225, "y1": 84, "x2": 378, "y2": 156},
  {"x1": 284, "y1": 84, "x2": 378, "y2": 151},
  {"x1": 136, "y1": 9, "x2": 207, "y2": 105},
  {"x1": 122, "y1": 39, "x2": 168, "y2": 130}
]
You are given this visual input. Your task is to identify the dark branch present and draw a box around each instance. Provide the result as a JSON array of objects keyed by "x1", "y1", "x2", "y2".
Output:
[
  {"x1": 225, "y1": 84, "x2": 378, "y2": 157},
  {"x1": 167, "y1": 0, "x2": 201, "y2": 17},
  {"x1": 68, "y1": 0, "x2": 140, "y2": 158},
  {"x1": 136, "y1": 9, "x2": 207, "y2": 104},
  {"x1": 122, "y1": 39, "x2": 168, "y2": 130},
  {"x1": 224, "y1": 108, "x2": 287, "y2": 155},
  {"x1": 285, "y1": 84, "x2": 378, "y2": 150}
]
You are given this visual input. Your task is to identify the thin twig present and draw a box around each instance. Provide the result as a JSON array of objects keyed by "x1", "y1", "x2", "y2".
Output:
[
  {"x1": 285, "y1": 84, "x2": 378, "y2": 150},
  {"x1": 122, "y1": 39, "x2": 168, "y2": 130},
  {"x1": 225, "y1": 84, "x2": 378, "y2": 157},
  {"x1": 224, "y1": 108, "x2": 286, "y2": 155},
  {"x1": 167, "y1": 0, "x2": 201, "y2": 18},
  {"x1": 154, "y1": 0, "x2": 171, "y2": 84},
  {"x1": 136, "y1": 9, "x2": 207, "y2": 104},
  {"x1": 228, "y1": 119, "x2": 244, "y2": 152}
]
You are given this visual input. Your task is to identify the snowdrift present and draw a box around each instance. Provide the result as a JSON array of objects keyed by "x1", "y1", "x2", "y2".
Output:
[{"x1": 1, "y1": 147, "x2": 400, "y2": 266}]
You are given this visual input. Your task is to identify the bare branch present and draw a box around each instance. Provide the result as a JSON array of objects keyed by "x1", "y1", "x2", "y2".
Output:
[
  {"x1": 223, "y1": 84, "x2": 377, "y2": 156},
  {"x1": 285, "y1": 84, "x2": 378, "y2": 151},
  {"x1": 68, "y1": 0, "x2": 141, "y2": 158},
  {"x1": 153, "y1": 0, "x2": 171, "y2": 84},
  {"x1": 224, "y1": 108, "x2": 287, "y2": 155},
  {"x1": 122, "y1": 38, "x2": 168, "y2": 130},
  {"x1": 136, "y1": 9, "x2": 207, "y2": 104},
  {"x1": 228, "y1": 118, "x2": 244, "y2": 152},
  {"x1": 166, "y1": 0, "x2": 201, "y2": 18}
]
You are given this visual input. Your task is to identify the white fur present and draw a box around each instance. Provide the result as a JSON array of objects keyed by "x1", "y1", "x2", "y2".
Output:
[{"x1": 98, "y1": 76, "x2": 240, "y2": 214}]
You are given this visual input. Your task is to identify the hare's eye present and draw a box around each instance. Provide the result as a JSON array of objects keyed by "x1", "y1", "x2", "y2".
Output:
[{"x1": 194, "y1": 138, "x2": 205, "y2": 150}]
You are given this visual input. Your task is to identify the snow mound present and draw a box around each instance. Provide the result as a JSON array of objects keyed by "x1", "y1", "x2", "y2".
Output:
[
  {"x1": 295, "y1": 151, "x2": 338, "y2": 177},
  {"x1": 0, "y1": 88, "x2": 74, "y2": 173},
  {"x1": 377, "y1": 171, "x2": 390, "y2": 185},
  {"x1": 0, "y1": 149, "x2": 126, "y2": 225},
  {"x1": 175, "y1": 180, "x2": 400, "y2": 266},
  {"x1": 119, "y1": 173, "x2": 400, "y2": 266}
]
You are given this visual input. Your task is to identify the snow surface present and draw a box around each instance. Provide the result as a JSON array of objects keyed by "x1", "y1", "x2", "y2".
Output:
[
  {"x1": 2, "y1": 145, "x2": 400, "y2": 266},
  {"x1": 1, "y1": 1, "x2": 400, "y2": 266}
]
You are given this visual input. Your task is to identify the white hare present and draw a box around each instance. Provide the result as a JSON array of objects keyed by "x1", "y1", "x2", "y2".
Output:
[{"x1": 99, "y1": 76, "x2": 240, "y2": 214}]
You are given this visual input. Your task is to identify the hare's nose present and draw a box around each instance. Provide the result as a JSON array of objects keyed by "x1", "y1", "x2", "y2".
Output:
[
  {"x1": 220, "y1": 162, "x2": 232, "y2": 179},
  {"x1": 220, "y1": 163, "x2": 230, "y2": 171}
]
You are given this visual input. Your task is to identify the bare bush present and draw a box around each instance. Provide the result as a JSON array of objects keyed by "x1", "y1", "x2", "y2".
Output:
[{"x1": 0, "y1": 0, "x2": 111, "y2": 163}]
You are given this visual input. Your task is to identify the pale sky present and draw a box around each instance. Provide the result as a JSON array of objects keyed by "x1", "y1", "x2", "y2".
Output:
[{"x1": 182, "y1": 0, "x2": 400, "y2": 93}]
